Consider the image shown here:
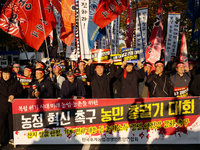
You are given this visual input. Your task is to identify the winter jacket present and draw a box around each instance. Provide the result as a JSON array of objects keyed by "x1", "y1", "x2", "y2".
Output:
[
  {"x1": 86, "y1": 64, "x2": 115, "y2": 98},
  {"x1": 146, "y1": 72, "x2": 174, "y2": 97},
  {"x1": 0, "y1": 78, "x2": 23, "y2": 113},
  {"x1": 115, "y1": 67, "x2": 145, "y2": 98},
  {"x1": 29, "y1": 78, "x2": 53, "y2": 98},
  {"x1": 60, "y1": 78, "x2": 86, "y2": 98},
  {"x1": 190, "y1": 74, "x2": 200, "y2": 96}
]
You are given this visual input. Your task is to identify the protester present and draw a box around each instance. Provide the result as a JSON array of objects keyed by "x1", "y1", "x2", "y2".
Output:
[
  {"x1": 188, "y1": 60, "x2": 196, "y2": 82},
  {"x1": 60, "y1": 71, "x2": 86, "y2": 98},
  {"x1": 140, "y1": 62, "x2": 152, "y2": 98},
  {"x1": 0, "y1": 67, "x2": 23, "y2": 146},
  {"x1": 12, "y1": 63, "x2": 22, "y2": 78},
  {"x1": 76, "y1": 61, "x2": 92, "y2": 98},
  {"x1": 165, "y1": 56, "x2": 177, "y2": 74},
  {"x1": 19, "y1": 65, "x2": 33, "y2": 98},
  {"x1": 0, "y1": 66, "x2": 2, "y2": 78},
  {"x1": 53, "y1": 65, "x2": 65, "y2": 98},
  {"x1": 86, "y1": 59, "x2": 114, "y2": 98},
  {"x1": 146, "y1": 61, "x2": 174, "y2": 97},
  {"x1": 29, "y1": 68, "x2": 53, "y2": 98},
  {"x1": 115, "y1": 60, "x2": 145, "y2": 98},
  {"x1": 170, "y1": 62, "x2": 190, "y2": 97}
]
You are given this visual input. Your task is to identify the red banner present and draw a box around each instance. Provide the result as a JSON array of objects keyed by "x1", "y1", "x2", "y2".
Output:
[
  {"x1": 93, "y1": 0, "x2": 127, "y2": 29},
  {"x1": 145, "y1": 0, "x2": 165, "y2": 66},
  {"x1": 12, "y1": 97, "x2": 200, "y2": 145},
  {"x1": 0, "y1": 0, "x2": 56, "y2": 50},
  {"x1": 180, "y1": 26, "x2": 189, "y2": 70},
  {"x1": 125, "y1": 0, "x2": 133, "y2": 48}
]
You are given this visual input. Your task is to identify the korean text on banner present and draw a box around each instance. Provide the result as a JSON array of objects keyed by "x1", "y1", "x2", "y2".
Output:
[{"x1": 13, "y1": 97, "x2": 200, "y2": 145}]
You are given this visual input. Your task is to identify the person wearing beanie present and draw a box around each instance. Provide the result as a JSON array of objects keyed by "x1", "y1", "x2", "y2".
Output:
[
  {"x1": 0, "y1": 67, "x2": 23, "y2": 146},
  {"x1": 115, "y1": 60, "x2": 145, "y2": 98},
  {"x1": 146, "y1": 61, "x2": 174, "y2": 97}
]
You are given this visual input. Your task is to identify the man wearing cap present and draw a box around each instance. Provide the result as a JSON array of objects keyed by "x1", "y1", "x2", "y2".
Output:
[
  {"x1": 60, "y1": 71, "x2": 86, "y2": 98},
  {"x1": 53, "y1": 65, "x2": 65, "y2": 98},
  {"x1": 146, "y1": 61, "x2": 174, "y2": 97},
  {"x1": 86, "y1": 59, "x2": 114, "y2": 98},
  {"x1": 170, "y1": 62, "x2": 191, "y2": 97},
  {"x1": 0, "y1": 67, "x2": 23, "y2": 146},
  {"x1": 29, "y1": 68, "x2": 53, "y2": 98},
  {"x1": 115, "y1": 60, "x2": 145, "y2": 98}
]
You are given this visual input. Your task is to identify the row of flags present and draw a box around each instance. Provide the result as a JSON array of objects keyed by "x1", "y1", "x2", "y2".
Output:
[{"x1": 0, "y1": 0, "x2": 196, "y2": 69}]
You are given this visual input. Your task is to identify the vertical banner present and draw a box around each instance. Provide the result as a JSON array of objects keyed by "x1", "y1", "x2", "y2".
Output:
[
  {"x1": 66, "y1": 26, "x2": 77, "y2": 60},
  {"x1": 135, "y1": 6, "x2": 148, "y2": 62},
  {"x1": 75, "y1": 0, "x2": 80, "y2": 59},
  {"x1": 52, "y1": 6, "x2": 63, "y2": 53},
  {"x1": 145, "y1": 0, "x2": 164, "y2": 66},
  {"x1": 116, "y1": 16, "x2": 120, "y2": 54},
  {"x1": 164, "y1": 12, "x2": 181, "y2": 65},
  {"x1": 126, "y1": 0, "x2": 134, "y2": 48},
  {"x1": 180, "y1": 26, "x2": 189, "y2": 70},
  {"x1": 98, "y1": 36, "x2": 107, "y2": 49},
  {"x1": 79, "y1": 0, "x2": 91, "y2": 59},
  {"x1": 111, "y1": 18, "x2": 117, "y2": 54}
]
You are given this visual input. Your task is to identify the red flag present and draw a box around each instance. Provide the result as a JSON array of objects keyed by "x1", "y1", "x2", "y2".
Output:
[
  {"x1": 0, "y1": 0, "x2": 56, "y2": 50},
  {"x1": 125, "y1": 0, "x2": 133, "y2": 48},
  {"x1": 145, "y1": 0, "x2": 165, "y2": 65},
  {"x1": 51, "y1": 0, "x2": 75, "y2": 46},
  {"x1": 93, "y1": 0, "x2": 127, "y2": 29},
  {"x1": 180, "y1": 26, "x2": 189, "y2": 70}
]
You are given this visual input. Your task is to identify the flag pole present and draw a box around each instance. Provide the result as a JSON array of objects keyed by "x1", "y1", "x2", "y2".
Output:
[
  {"x1": 38, "y1": 0, "x2": 50, "y2": 61},
  {"x1": 135, "y1": 0, "x2": 148, "y2": 76}
]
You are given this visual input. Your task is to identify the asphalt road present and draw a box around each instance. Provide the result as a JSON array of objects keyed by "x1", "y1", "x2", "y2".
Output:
[{"x1": 1, "y1": 144, "x2": 200, "y2": 150}]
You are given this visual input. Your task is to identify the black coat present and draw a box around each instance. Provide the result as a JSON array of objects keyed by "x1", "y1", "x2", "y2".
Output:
[
  {"x1": 86, "y1": 64, "x2": 115, "y2": 98},
  {"x1": 60, "y1": 78, "x2": 86, "y2": 98},
  {"x1": 0, "y1": 78, "x2": 23, "y2": 113},
  {"x1": 29, "y1": 78, "x2": 53, "y2": 98},
  {"x1": 146, "y1": 72, "x2": 174, "y2": 97},
  {"x1": 190, "y1": 74, "x2": 200, "y2": 96},
  {"x1": 115, "y1": 67, "x2": 145, "y2": 98}
]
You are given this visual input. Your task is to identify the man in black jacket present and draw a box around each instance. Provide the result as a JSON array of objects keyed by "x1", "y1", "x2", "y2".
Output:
[
  {"x1": 146, "y1": 61, "x2": 174, "y2": 97},
  {"x1": 190, "y1": 74, "x2": 200, "y2": 96},
  {"x1": 86, "y1": 59, "x2": 114, "y2": 98},
  {"x1": 115, "y1": 60, "x2": 145, "y2": 98},
  {"x1": 60, "y1": 71, "x2": 86, "y2": 98},
  {"x1": 0, "y1": 67, "x2": 23, "y2": 146},
  {"x1": 29, "y1": 68, "x2": 53, "y2": 98}
]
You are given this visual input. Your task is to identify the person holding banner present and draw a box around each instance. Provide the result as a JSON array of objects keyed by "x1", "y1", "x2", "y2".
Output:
[
  {"x1": 115, "y1": 60, "x2": 145, "y2": 98},
  {"x1": 29, "y1": 68, "x2": 53, "y2": 98},
  {"x1": 0, "y1": 67, "x2": 23, "y2": 146},
  {"x1": 170, "y1": 62, "x2": 191, "y2": 97},
  {"x1": 12, "y1": 63, "x2": 23, "y2": 79},
  {"x1": 60, "y1": 71, "x2": 86, "y2": 98},
  {"x1": 86, "y1": 59, "x2": 115, "y2": 98},
  {"x1": 146, "y1": 61, "x2": 174, "y2": 97}
]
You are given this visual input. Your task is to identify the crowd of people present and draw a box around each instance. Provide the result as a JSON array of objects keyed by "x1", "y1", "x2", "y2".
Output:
[{"x1": 0, "y1": 54, "x2": 200, "y2": 146}]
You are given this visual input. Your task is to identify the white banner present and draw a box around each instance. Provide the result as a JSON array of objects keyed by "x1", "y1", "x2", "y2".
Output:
[
  {"x1": 135, "y1": 6, "x2": 148, "y2": 62},
  {"x1": 52, "y1": 6, "x2": 63, "y2": 53},
  {"x1": 79, "y1": 0, "x2": 91, "y2": 59},
  {"x1": 111, "y1": 16, "x2": 120, "y2": 54},
  {"x1": 165, "y1": 12, "x2": 181, "y2": 65}
]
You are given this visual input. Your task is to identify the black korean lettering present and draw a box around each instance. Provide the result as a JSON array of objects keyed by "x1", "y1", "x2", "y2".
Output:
[
  {"x1": 101, "y1": 11, "x2": 109, "y2": 18},
  {"x1": 36, "y1": 24, "x2": 44, "y2": 32},
  {"x1": 18, "y1": 0, "x2": 27, "y2": 7},
  {"x1": 45, "y1": 4, "x2": 51, "y2": 13},
  {"x1": 109, "y1": 4, "x2": 115, "y2": 12},
  {"x1": 115, "y1": 0, "x2": 122, "y2": 6},
  {"x1": 40, "y1": 19, "x2": 48, "y2": 26},
  {"x1": 31, "y1": 31, "x2": 39, "y2": 38}
]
